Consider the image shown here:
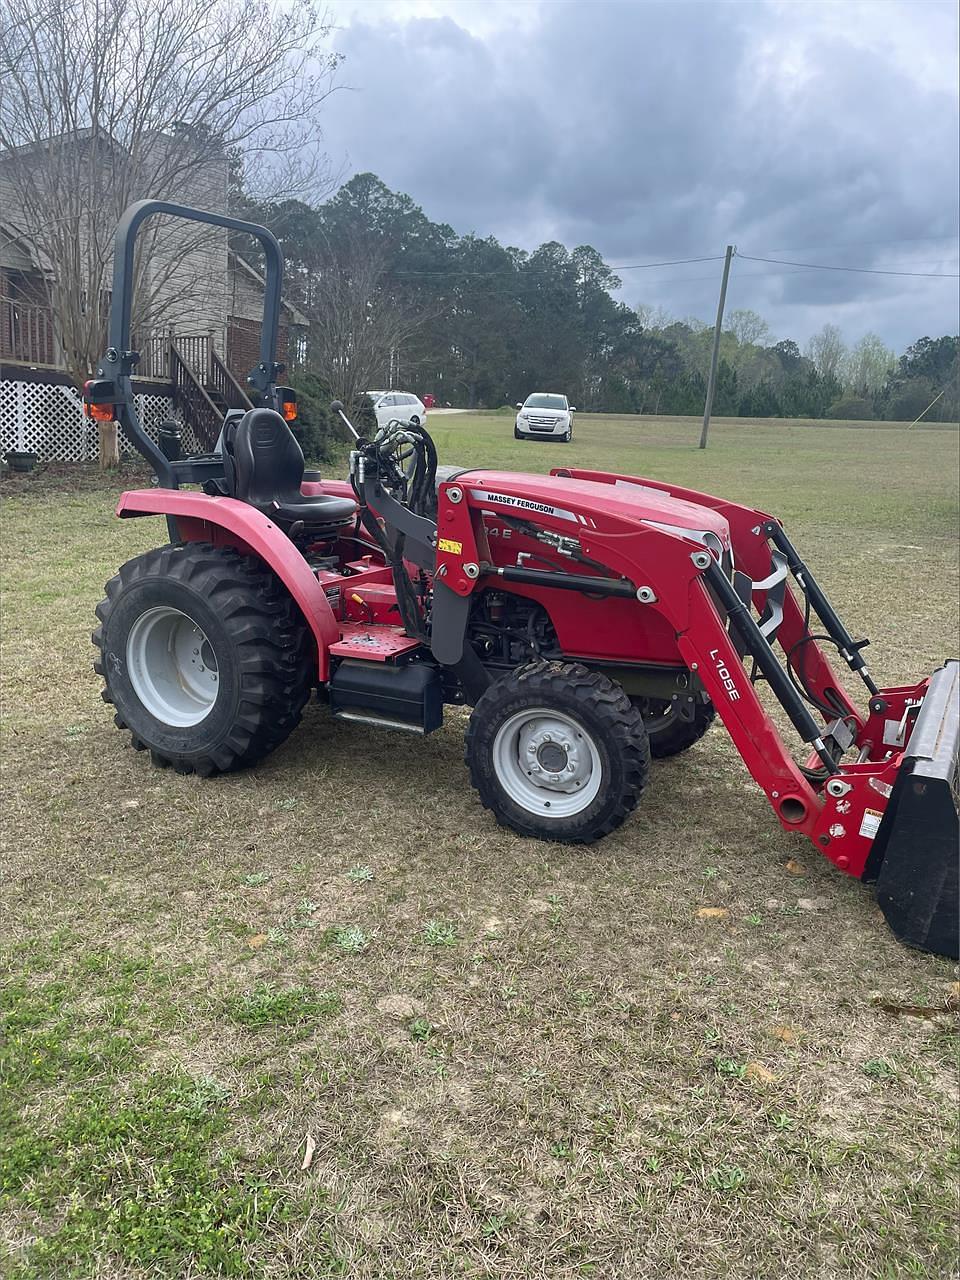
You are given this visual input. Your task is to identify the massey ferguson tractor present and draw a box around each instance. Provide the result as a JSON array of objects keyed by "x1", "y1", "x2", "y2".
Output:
[{"x1": 86, "y1": 202, "x2": 959, "y2": 959}]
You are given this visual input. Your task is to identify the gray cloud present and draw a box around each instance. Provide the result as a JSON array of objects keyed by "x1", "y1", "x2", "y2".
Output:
[{"x1": 320, "y1": 0, "x2": 959, "y2": 349}]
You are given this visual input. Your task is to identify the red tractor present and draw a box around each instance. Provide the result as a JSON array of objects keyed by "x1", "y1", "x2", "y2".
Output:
[{"x1": 87, "y1": 202, "x2": 959, "y2": 959}]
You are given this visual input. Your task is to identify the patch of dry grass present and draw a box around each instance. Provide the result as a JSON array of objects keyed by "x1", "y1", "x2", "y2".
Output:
[{"x1": 1, "y1": 415, "x2": 958, "y2": 1278}]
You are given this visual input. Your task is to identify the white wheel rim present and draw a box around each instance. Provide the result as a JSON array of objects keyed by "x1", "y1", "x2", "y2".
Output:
[
  {"x1": 126, "y1": 606, "x2": 219, "y2": 727},
  {"x1": 492, "y1": 706, "x2": 602, "y2": 818}
]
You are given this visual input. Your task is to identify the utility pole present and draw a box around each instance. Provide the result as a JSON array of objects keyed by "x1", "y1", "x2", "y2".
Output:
[{"x1": 699, "y1": 244, "x2": 735, "y2": 450}]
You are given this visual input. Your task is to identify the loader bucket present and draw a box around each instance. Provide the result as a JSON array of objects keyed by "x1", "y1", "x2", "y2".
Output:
[{"x1": 867, "y1": 660, "x2": 960, "y2": 960}]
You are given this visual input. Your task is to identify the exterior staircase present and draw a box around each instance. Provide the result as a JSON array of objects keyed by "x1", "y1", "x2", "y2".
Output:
[{"x1": 167, "y1": 336, "x2": 253, "y2": 451}]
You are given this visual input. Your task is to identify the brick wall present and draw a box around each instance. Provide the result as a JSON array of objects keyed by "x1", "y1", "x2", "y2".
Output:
[{"x1": 226, "y1": 317, "x2": 289, "y2": 382}]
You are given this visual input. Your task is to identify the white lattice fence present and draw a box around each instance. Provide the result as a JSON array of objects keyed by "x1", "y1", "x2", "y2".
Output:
[
  {"x1": 0, "y1": 379, "x2": 197, "y2": 462},
  {"x1": 0, "y1": 380, "x2": 90, "y2": 461}
]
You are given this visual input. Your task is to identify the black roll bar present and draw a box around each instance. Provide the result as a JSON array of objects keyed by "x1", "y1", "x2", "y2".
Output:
[{"x1": 96, "y1": 200, "x2": 285, "y2": 490}]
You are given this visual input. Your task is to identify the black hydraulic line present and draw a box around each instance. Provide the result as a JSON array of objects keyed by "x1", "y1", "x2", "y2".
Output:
[
  {"x1": 483, "y1": 564, "x2": 637, "y2": 599},
  {"x1": 763, "y1": 522, "x2": 879, "y2": 696},
  {"x1": 703, "y1": 560, "x2": 840, "y2": 773}
]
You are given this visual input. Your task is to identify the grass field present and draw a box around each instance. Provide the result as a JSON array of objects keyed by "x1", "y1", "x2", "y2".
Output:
[{"x1": 2, "y1": 412, "x2": 959, "y2": 1279}]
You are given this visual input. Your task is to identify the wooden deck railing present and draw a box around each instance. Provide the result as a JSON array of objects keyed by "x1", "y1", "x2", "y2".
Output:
[
  {"x1": 3, "y1": 307, "x2": 255, "y2": 453},
  {"x1": 134, "y1": 331, "x2": 212, "y2": 381},
  {"x1": 170, "y1": 343, "x2": 223, "y2": 451},
  {"x1": 175, "y1": 334, "x2": 212, "y2": 384},
  {"x1": 1, "y1": 298, "x2": 57, "y2": 366},
  {"x1": 210, "y1": 349, "x2": 253, "y2": 411}
]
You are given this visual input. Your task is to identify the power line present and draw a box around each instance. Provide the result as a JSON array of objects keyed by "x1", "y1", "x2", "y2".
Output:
[
  {"x1": 629, "y1": 266, "x2": 821, "y2": 287},
  {"x1": 737, "y1": 252, "x2": 959, "y2": 280},
  {"x1": 385, "y1": 249, "x2": 957, "y2": 284},
  {"x1": 388, "y1": 254, "x2": 724, "y2": 279},
  {"x1": 605, "y1": 255, "x2": 725, "y2": 273},
  {"x1": 635, "y1": 263, "x2": 959, "y2": 289},
  {"x1": 753, "y1": 232, "x2": 960, "y2": 255}
]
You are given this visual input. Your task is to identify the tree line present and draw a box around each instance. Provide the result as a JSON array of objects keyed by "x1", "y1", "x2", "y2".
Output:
[
  {"x1": 3, "y1": 0, "x2": 955, "y2": 436},
  {"x1": 238, "y1": 173, "x2": 959, "y2": 428}
]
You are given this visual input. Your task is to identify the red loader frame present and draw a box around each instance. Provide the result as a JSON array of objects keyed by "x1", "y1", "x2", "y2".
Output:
[{"x1": 428, "y1": 464, "x2": 957, "y2": 958}]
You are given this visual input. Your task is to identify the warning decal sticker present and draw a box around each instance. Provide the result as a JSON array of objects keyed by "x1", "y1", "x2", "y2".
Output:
[
  {"x1": 859, "y1": 808, "x2": 883, "y2": 840},
  {"x1": 437, "y1": 538, "x2": 463, "y2": 554}
]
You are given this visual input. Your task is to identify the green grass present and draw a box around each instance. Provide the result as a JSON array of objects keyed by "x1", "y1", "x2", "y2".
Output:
[
  {"x1": 416, "y1": 410, "x2": 959, "y2": 537},
  {"x1": 223, "y1": 983, "x2": 343, "y2": 1029},
  {"x1": 1, "y1": 411, "x2": 959, "y2": 1278}
]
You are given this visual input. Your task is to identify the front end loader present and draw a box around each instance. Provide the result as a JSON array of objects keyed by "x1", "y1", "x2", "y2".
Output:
[{"x1": 87, "y1": 201, "x2": 960, "y2": 960}]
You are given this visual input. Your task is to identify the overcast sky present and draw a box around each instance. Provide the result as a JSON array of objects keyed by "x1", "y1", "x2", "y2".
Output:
[{"x1": 319, "y1": 0, "x2": 959, "y2": 351}]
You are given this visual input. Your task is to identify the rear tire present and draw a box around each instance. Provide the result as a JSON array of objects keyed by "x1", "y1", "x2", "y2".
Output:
[
  {"x1": 634, "y1": 696, "x2": 716, "y2": 759},
  {"x1": 93, "y1": 543, "x2": 312, "y2": 775},
  {"x1": 466, "y1": 660, "x2": 650, "y2": 843}
]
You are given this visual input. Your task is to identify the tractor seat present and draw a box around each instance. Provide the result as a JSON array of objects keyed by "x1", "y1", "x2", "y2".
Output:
[{"x1": 228, "y1": 409, "x2": 356, "y2": 530}]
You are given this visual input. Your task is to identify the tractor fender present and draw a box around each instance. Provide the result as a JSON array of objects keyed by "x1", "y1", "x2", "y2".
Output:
[{"x1": 116, "y1": 489, "x2": 340, "y2": 680}]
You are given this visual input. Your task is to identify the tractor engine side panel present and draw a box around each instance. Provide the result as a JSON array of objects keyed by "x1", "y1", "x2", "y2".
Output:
[{"x1": 479, "y1": 511, "x2": 685, "y2": 664}]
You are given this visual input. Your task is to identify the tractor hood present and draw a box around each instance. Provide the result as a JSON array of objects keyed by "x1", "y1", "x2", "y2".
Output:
[{"x1": 456, "y1": 469, "x2": 731, "y2": 548}]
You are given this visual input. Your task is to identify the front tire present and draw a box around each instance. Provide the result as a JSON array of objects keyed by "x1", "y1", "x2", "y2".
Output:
[
  {"x1": 465, "y1": 661, "x2": 650, "y2": 843},
  {"x1": 93, "y1": 543, "x2": 312, "y2": 775}
]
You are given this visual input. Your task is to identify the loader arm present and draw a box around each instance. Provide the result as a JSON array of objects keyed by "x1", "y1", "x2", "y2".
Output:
[
  {"x1": 557, "y1": 467, "x2": 864, "y2": 723},
  {"x1": 447, "y1": 468, "x2": 957, "y2": 959},
  {"x1": 439, "y1": 473, "x2": 838, "y2": 833}
]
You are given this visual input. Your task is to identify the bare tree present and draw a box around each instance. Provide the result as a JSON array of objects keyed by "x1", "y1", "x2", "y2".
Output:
[
  {"x1": 305, "y1": 226, "x2": 431, "y2": 414},
  {"x1": 805, "y1": 322, "x2": 847, "y2": 382},
  {"x1": 726, "y1": 308, "x2": 770, "y2": 348},
  {"x1": 842, "y1": 332, "x2": 895, "y2": 394},
  {"x1": 0, "y1": 0, "x2": 339, "y2": 426},
  {"x1": 635, "y1": 302, "x2": 673, "y2": 332}
]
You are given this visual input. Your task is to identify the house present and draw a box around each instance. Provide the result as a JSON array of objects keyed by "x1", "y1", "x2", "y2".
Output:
[{"x1": 0, "y1": 131, "x2": 307, "y2": 459}]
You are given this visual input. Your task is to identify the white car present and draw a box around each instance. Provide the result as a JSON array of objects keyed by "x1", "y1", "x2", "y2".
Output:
[
  {"x1": 366, "y1": 390, "x2": 427, "y2": 430},
  {"x1": 515, "y1": 392, "x2": 575, "y2": 442}
]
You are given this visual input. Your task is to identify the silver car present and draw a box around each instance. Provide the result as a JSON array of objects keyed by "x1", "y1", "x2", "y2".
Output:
[
  {"x1": 515, "y1": 392, "x2": 575, "y2": 442},
  {"x1": 366, "y1": 390, "x2": 427, "y2": 430}
]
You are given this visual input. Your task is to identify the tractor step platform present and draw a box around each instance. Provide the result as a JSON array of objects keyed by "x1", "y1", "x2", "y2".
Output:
[
  {"x1": 329, "y1": 623, "x2": 421, "y2": 662},
  {"x1": 329, "y1": 656, "x2": 443, "y2": 734}
]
